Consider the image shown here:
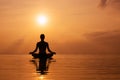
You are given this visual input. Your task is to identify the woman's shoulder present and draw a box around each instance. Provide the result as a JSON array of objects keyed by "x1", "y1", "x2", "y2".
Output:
[
  {"x1": 44, "y1": 41, "x2": 48, "y2": 44},
  {"x1": 37, "y1": 41, "x2": 40, "y2": 44}
]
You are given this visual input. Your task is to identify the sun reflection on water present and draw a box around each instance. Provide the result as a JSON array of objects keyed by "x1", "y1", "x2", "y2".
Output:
[
  {"x1": 37, "y1": 75, "x2": 54, "y2": 80},
  {"x1": 38, "y1": 76, "x2": 44, "y2": 80}
]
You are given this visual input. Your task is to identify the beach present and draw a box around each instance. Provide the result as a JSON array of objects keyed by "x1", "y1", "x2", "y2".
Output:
[{"x1": 0, "y1": 54, "x2": 120, "y2": 80}]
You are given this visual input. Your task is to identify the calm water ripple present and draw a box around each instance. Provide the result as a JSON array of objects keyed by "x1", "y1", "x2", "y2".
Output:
[{"x1": 0, "y1": 54, "x2": 120, "y2": 80}]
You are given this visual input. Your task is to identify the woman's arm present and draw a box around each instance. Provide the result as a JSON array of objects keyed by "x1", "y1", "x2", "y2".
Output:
[
  {"x1": 47, "y1": 43, "x2": 52, "y2": 52},
  {"x1": 32, "y1": 43, "x2": 38, "y2": 53}
]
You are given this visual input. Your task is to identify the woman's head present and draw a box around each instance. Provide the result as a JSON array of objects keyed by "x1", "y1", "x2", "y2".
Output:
[{"x1": 40, "y1": 34, "x2": 45, "y2": 41}]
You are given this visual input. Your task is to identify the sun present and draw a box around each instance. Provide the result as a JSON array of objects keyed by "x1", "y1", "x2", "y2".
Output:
[{"x1": 36, "y1": 15, "x2": 47, "y2": 25}]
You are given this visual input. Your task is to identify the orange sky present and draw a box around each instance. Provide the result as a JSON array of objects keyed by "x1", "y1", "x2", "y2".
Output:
[{"x1": 0, "y1": 0, "x2": 120, "y2": 54}]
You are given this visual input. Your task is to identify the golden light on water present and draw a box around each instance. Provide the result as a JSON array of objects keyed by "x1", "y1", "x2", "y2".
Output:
[
  {"x1": 36, "y1": 15, "x2": 47, "y2": 25},
  {"x1": 38, "y1": 76, "x2": 44, "y2": 80}
]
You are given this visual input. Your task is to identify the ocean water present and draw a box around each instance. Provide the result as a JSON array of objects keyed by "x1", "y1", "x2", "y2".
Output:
[{"x1": 0, "y1": 54, "x2": 120, "y2": 80}]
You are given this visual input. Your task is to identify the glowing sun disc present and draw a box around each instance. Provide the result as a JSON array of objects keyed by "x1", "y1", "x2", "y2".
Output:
[{"x1": 36, "y1": 16, "x2": 47, "y2": 25}]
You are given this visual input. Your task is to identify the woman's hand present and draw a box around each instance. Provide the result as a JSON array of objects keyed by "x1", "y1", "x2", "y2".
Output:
[{"x1": 29, "y1": 52, "x2": 34, "y2": 54}]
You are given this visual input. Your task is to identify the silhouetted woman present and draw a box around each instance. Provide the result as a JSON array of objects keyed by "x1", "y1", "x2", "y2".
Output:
[{"x1": 30, "y1": 34, "x2": 55, "y2": 72}]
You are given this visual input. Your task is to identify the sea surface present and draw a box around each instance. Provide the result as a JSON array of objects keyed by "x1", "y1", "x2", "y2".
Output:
[{"x1": 0, "y1": 54, "x2": 120, "y2": 80}]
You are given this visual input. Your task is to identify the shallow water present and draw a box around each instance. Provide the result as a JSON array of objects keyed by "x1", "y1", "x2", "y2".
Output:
[{"x1": 0, "y1": 54, "x2": 120, "y2": 80}]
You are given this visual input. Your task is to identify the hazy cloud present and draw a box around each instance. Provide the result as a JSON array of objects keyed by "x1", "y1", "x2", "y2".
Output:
[
  {"x1": 3, "y1": 38, "x2": 25, "y2": 54},
  {"x1": 85, "y1": 30, "x2": 120, "y2": 54},
  {"x1": 99, "y1": 0, "x2": 120, "y2": 9},
  {"x1": 57, "y1": 30, "x2": 120, "y2": 55},
  {"x1": 99, "y1": 0, "x2": 107, "y2": 8},
  {"x1": 110, "y1": 0, "x2": 120, "y2": 9}
]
